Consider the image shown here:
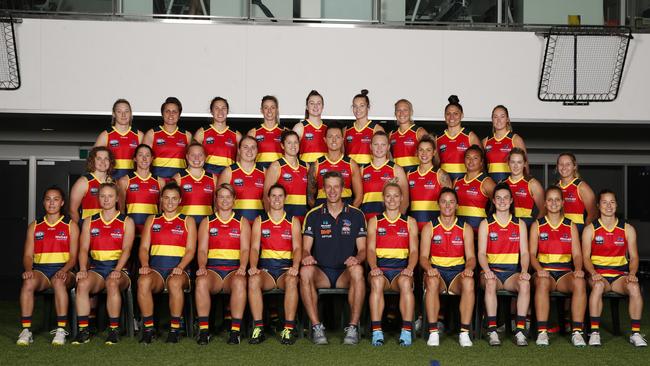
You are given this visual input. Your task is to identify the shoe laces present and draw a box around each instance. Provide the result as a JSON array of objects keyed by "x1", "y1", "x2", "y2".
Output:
[
  {"x1": 281, "y1": 328, "x2": 291, "y2": 338},
  {"x1": 50, "y1": 328, "x2": 69, "y2": 336},
  {"x1": 344, "y1": 325, "x2": 358, "y2": 335},
  {"x1": 251, "y1": 327, "x2": 262, "y2": 339}
]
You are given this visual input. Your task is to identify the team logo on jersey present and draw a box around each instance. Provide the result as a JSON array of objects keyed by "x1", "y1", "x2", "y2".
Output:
[
  {"x1": 282, "y1": 173, "x2": 293, "y2": 182},
  {"x1": 129, "y1": 183, "x2": 140, "y2": 192},
  {"x1": 560, "y1": 233, "x2": 572, "y2": 242},
  {"x1": 397, "y1": 227, "x2": 408, "y2": 237},
  {"x1": 466, "y1": 186, "x2": 479, "y2": 196},
  {"x1": 273, "y1": 135, "x2": 281, "y2": 143},
  {"x1": 90, "y1": 228, "x2": 100, "y2": 237},
  {"x1": 182, "y1": 184, "x2": 193, "y2": 192},
  {"x1": 346, "y1": 136, "x2": 354, "y2": 143},
  {"x1": 439, "y1": 144, "x2": 447, "y2": 153},
  {"x1": 205, "y1": 136, "x2": 215, "y2": 144},
  {"x1": 261, "y1": 229, "x2": 271, "y2": 238},
  {"x1": 255, "y1": 134, "x2": 265, "y2": 142},
  {"x1": 564, "y1": 192, "x2": 576, "y2": 203},
  {"x1": 149, "y1": 186, "x2": 160, "y2": 194},
  {"x1": 452, "y1": 236, "x2": 464, "y2": 246},
  {"x1": 509, "y1": 231, "x2": 520, "y2": 241},
  {"x1": 255, "y1": 179, "x2": 264, "y2": 188},
  {"x1": 90, "y1": 187, "x2": 99, "y2": 196},
  {"x1": 424, "y1": 181, "x2": 436, "y2": 190},
  {"x1": 305, "y1": 132, "x2": 314, "y2": 141},
  {"x1": 203, "y1": 184, "x2": 214, "y2": 193},
  {"x1": 489, "y1": 232, "x2": 498, "y2": 241},
  {"x1": 35, "y1": 231, "x2": 45, "y2": 240},
  {"x1": 485, "y1": 144, "x2": 492, "y2": 152},
  {"x1": 408, "y1": 180, "x2": 415, "y2": 188},
  {"x1": 342, "y1": 219, "x2": 351, "y2": 226},
  {"x1": 500, "y1": 146, "x2": 511, "y2": 153},
  {"x1": 363, "y1": 173, "x2": 371, "y2": 181},
  {"x1": 281, "y1": 230, "x2": 292, "y2": 240},
  {"x1": 594, "y1": 235, "x2": 604, "y2": 245},
  {"x1": 129, "y1": 141, "x2": 138, "y2": 148},
  {"x1": 516, "y1": 188, "x2": 527, "y2": 198},
  {"x1": 110, "y1": 229, "x2": 123, "y2": 239},
  {"x1": 458, "y1": 142, "x2": 468, "y2": 151},
  {"x1": 233, "y1": 178, "x2": 244, "y2": 186},
  {"x1": 341, "y1": 219, "x2": 352, "y2": 235},
  {"x1": 209, "y1": 227, "x2": 218, "y2": 236},
  {"x1": 109, "y1": 139, "x2": 119, "y2": 147},
  {"x1": 361, "y1": 136, "x2": 371, "y2": 144},
  {"x1": 614, "y1": 237, "x2": 625, "y2": 246},
  {"x1": 225, "y1": 138, "x2": 235, "y2": 147},
  {"x1": 176, "y1": 141, "x2": 187, "y2": 147},
  {"x1": 377, "y1": 227, "x2": 387, "y2": 236},
  {"x1": 403, "y1": 138, "x2": 415, "y2": 146},
  {"x1": 539, "y1": 232, "x2": 549, "y2": 241},
  {"x1": 156, "y1": 138, "x2": 166, "y2": 145},
  {"x1": 171, "y1": 225, "x2": 184, "y2": 235},
  {"x1": 433, "y1": 234, "x2": 443, "y2": 244},
  {"x1": 381, "y1": 173, "x2": 392, "y2": 181},
  {"x1": 152, "y1": 224, "x2": 162, "y2": 232},
  {"x1": 319, "y1": 168, "x2": 329, "y2": 176},
  {"x1": 55, "y1": 231, "x2": 68, "y2": 241},
  {"x1": 229, "y1": 228, "x2": 241, "y2": 238},
  {"x1": 390, "y1": 138, "x2": 397, "y2": 146}
]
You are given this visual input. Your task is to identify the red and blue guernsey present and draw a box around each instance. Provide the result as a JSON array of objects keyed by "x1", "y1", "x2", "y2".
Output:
[
  {"x1": 536, "y1": 217, "x2": 574, "y2": 272},
  {"x1": 390, "y1": 125, "x2": 419, "y2": 172},
  {"x1": 315, "y1": 155, "x2": 354, "y2": 206},
  {"x1": 345, "y1": 121, "x2": 377, "y2": 165},
  {"x1": 149, "y1": 213, "x2": 189, "y2": 273},
  {"x1": 590, "y1": 219, "x2": 629, "y2": 280},
  {"x1": 151, "y1": 126, "x2": 188, "y2": 179},
  {"x1": 258, "y1": 212, "x2": 294, "y2": 271},
  {"x1": 361, "y1": 161, "x2": 397, "y2": 220},
  {"x1": 437, "y1": 128, "x2": 471, "y2": 180},
  {"x1": 408, "y1": 167, "x2": 444, "y2": 230},
  {"x1": 558, "y1": 178, "x2": 587, "y2": 230},
  {"x1": 125, "y1": 172, "x2": 160, "y2": 234},
  {"x1": 486, "y1": 215, "x2": 521, "y2": 273},
  {"x1": 202, "y1": 125, "x2": 238, "y2": 176},
  {"x1": 484, "y1": 131, "x2": 514, "y2": 183},
  {"x1": 299, "y1": 120, "x2": 327, "y2": 163},
  {"x1": 375, "y1": 213, "x2": 410, "y2": 271},
  {"x1": 179, "y1": 170, "x2": 214, "y2": 225},
  {"x1": 81, "y1": 173, "x2": 102, "y2": 221},
  {"x1": 253, "y1": 124, "x2": 284, "y2": 169},
  {"x1": 277, "y1": 158, "x2": 308, "y2": 223},
  {"x1": 32, "y1": 216, "x2": 72, "y2": 278},
  {"x1": 89, "y1": 213, "x2": 127, "y2": 277},
  {"x1": 505, "y1": 176, "x2": 537, "y2": 227},
  {"x1": 206, "y1": 213, "x2": 242, "y2": 276},
  {"x1": 230, "y1": 163, "x2": 265, "y2": 222},
  {"x1": 106, "y1": 126, "x2": 140, "y2": 179},
  {"x1": 429, "y1": 217, "x2": 466, "y2": 271},
  {"x1": 454, "y1": 173, "x2": 489, "y2": 232}
]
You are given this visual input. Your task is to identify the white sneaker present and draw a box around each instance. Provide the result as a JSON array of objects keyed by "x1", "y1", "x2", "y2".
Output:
[
  {"x1": 427, "y1": 331, "x2": 440, "y2": 346},
  {"x1": 459, "y1": 332, "x2": 473, "y2": 347},
  {"x1": 51, "y1": 328, "x2": 69, "y2": 346},
  {"x1": 488, "y1": 331, "x2": 501, "y2": 346},
  {"x1": 16, "y1": 328, "x2": 33, "y2": 346},
  {"x1": 588, "y1": 332, "x2": 601, "y2": 346},
  {"x1": 535, "y1": 331, "x2": 549, "y2": 346},
  {"x1": 571, "y1": 331, "x2": 586, "y2": 347},
  {"x1": 629, "y1": 333, "x2": 648, "y2": 347},
  {"x1": 414, "y1": 316, "x2": 422, "y2": 333},
  {"x1": 515, "y1": 331, "x2": 528, "y2": 346}
]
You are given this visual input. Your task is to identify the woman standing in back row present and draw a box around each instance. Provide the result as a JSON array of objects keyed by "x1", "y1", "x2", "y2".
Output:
[
  {"x1": 482, "y1": 105, "x2": 526, "y2": 183},
  {"x1": 556, "y1": 152, "x2": 598, "y2": 233},
  {"x1": 437, "y1": 95, "x2": 481, "y2": 181},
  {"x1": 390, "y1": 99, "x2": 427, "y2": 173},
  {"x1": 293, "y1": 90, "x2": 328, "y2": 163},
  {"x1": 194, "y1": 97, "x2": 242, "y2": 177},
  {"x1": 345, "y1": 89, "x2": 384, "y2": 166}
]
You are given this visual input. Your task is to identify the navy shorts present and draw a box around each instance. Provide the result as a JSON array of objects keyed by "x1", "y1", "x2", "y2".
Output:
[
  {"x1": 90, "y1": 264, "x2": 129, "y2": 280},
  {"x1": 262, "y1": 267, "x2": 288, "y2": 281},
  {"x1": 319, "y1": 265, "x2": 345, "y2": 288},
  {"x1": 437, "y1": 268, "x2": 462, "y2": 289},
  {"x1": 494, "y1": 270, "x2": 517, "y2": 284},
  {"x1": 32, "y1": 264, "x2": 64, "y2": 279},
  {"x1": 382, "y1": 268, "x2": 403, "y2": 283},
  {"x1": 548, "y1": 270, "x2": 571, "y2": 282},
  {"x1": 152, "y1": 267, "x2": 190, "y2": 281},
  {"x1": 207, "y1": 267, "x2": 236, "y2": 280}
]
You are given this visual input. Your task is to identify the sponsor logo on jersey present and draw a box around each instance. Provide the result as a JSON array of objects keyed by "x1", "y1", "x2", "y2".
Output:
[
  {"x1": 156, "y1": 138, "x2": 166, "y2": 145},
  {"x1": 35, "y1": 231, "x2": 45, "y2": 240},
  {"x1": 595, "y1": 235, "x2": 604, "y2": 245},
  {"x1": 489, "y1": 232, "x2": 498, "y2": 241},
  {"x1": 182, "y1": 184, "x2": 193, "y2": 192},
  {"x1": 152, "y1": 224, "x2": 162, "y2": 232},
  {"x1": 129, "y1": 183, "x2": 140, "y2": 192},
  {"x1": 378, "y1": 227, "x2": 387, "y2": 236},
  {"x1": 205, "y1": 136, "x2": 215, "y2": 144},
  {"x1": 90, "y1": 228, "x2": 100, "y2": 237},
  {"x1": 109, "y1": 139, "x2": 119, "y2": 147},
  {"x1": 433, "y1": 234, "x2": 443, "y2": 244},
  {"x1": 305, "y1": 132, "x2": 314, "y2": 141},
  {"x1": 171, "y1": 225, "x2": 185, "y2": 235},
  {"x1": 209, "y1": 227, "x2": 218, "y2": 236},
  {"x1": 261, "y1": 229, "x2": 271, "y2": 238},
  {"x1": 110, "y1": 229, "x2": 123, "y2": 239},
  {"x1": 540, "y1": 232, "x2": 549, "y2": 241}
]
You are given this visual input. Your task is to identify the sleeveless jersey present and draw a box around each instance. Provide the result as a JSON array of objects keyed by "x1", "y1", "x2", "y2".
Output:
[
  {"x1": 429, "y1": 217, "x2": 466, "y2": 271},
  {"x1": 149, "y1": 213, "x2": 189, "y2": 270},
  {"x1": 202, "y1": 124, "x2": 238, "y2": 176},
  {"x1": 558, "y1": 178, "x2": 587, "y2": 226},
  {"x1": 437, "y1": 128, "x2": 471, "y2": 180},
  {"x1": 360, "y1": 161, "x2": 397, "y2": 220},
  {"x1": 125, "y1": 172, "x2": 160, "y2": 234},
  {"x1": 299, "y1": 120, "x2": 327, "y2": 163},
  {"x1": 315, "y1": 155, "x2": 354, "y2": 204},
  {"x1": 206, "y1": 213, "x2": 242, "y2": 273},
  {"x1": 253, "y1": 123, "x2": 283, "y2": 168},
  {"x1": 484, "y1": 131, "x2": 514, "y2": 182},
  {"x1": 536, "y1": 217, "x2": 574, "y2": 272},
  {"x1": 375, "y1": 213, "x2": 410, "y2": 270},
  {"x1": 277, "y1": 158, "x2": 308, "y2": 222},
  {"x1": 229, "y1": 163, "x2": 265, "y2": 221},
  {"x1": 106, "y1": 126, "x2": 140, "y2": 179},
  {"x1": 151, "y1": 126, "x2": 188, "y2": 179},
  {"x1": 505, "y1": 176, "x2": 537, "y2": 226},
  {"x1": 259, "y1": 212, "x2": 294, "y2": 270},
  {"x1": 344, "y1": 120, "x2": 377, "y2": 165},
  {"x1": 81, "y1": 173, "x2": 102, "y2": 220},
  {"x1": 485, "y1": 215, "x2": 521, "y2": 272},
  {"x1": 179, "y1": 170, "x2": 214, "y2": 224},
  {"x1": 390, "y1": 125, "x2": 419, "y2": 171},
  {"x1": 32, "y1": 216, "x2": 72, "y2": 271},
  {"x1": 590, "y1": 219, "x2": 629, "y2": 278},
  {"x1": 408, "y1": 167, "x2": 443, "y2": 230},
  {"x1": 89, "y1": 213, "x2": 127, "y2": 270},
  {"x1": 455, "y1": 173, "x2": 489, "y2": 231}
]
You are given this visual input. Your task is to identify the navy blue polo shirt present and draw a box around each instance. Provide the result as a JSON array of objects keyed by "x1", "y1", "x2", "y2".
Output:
[{"x1": 303, "y1": 203, "x2": 367, "y2": 269}]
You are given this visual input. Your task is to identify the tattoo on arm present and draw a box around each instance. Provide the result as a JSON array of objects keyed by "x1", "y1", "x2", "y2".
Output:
[{"x1": 307, "y1": 163, "x2": 317, "y2": 207}]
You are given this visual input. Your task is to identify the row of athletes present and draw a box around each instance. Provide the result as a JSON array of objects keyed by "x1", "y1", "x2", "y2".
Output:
[{"x1": 17, "y1": 170, "x2": 645, "y2": 349}]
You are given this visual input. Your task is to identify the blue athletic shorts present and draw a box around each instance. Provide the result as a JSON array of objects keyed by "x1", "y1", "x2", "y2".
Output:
[
  {"x1": 32, "y1": 264, "x2": 64, "y2": 279},
  {"x1": 207, "y1": 267, "x2": 236, "y2": 280},
  {"x1": 318, "y1": 265, "x2": 345, "y2": 288},
  {"x1": 262, "y1": 267, "x2": 288, "y2": 281}
]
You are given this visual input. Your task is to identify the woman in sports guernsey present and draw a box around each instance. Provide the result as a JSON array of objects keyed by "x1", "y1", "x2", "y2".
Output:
[
  {"x1": 390, "y1": 99, "x2": 427, "y2": 173},
  {"x1": 556, "y1": 152, "x2": 598, "y2": 233},
  {"x1": 436, "y1": 95, "x2": 481, "y2": 181},
  {"x1": 172, "y1": 142, "x2": 217, "y2": 226},
  {"x1": 293, "y1": 90, "x2": 328, "y2": 163},
  {"x1": 94, "y1": 99, "x2": 143, "y2": 180},
  {"x1": 344, "y1": 89, "x2": 384, "y2": 166},
  {"x1": 503, "y1": 148, "x2": 544, "y2": 228},
  {"x1": 247, "y1": 96, "x2": 285, "y2": 169},
  {"x1": 482, "y1": 105, "x2": 526, "y2": 183},
  {"x1": 69, "y1": 146, "x2": 115, "y2": 224},
  {"x1": 454, "y1": 145, "x2": 495, "y2": 233}
]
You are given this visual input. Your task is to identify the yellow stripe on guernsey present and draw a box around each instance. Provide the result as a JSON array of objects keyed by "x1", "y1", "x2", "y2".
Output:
[
  {"x1": 261, "y1": 249, "x2": 293, "y2": 260},
  {"x1": 487, "y1": 253, "x2": 519, "y2": 265},
  {"x1": 257, "y1": 152, "x2": 283, "y2": 162},
  {"x1": 234, "y1": 199, "x2": 264, "y2": 210},
  {"x1": 514, "y1": 207, "x2": 532, "y2": 218},
  {"x1": 206, "y1": 155, "x2": 234, "y2": 167},
  {"x1": 537, "y1": 253, "x2": 572, "y2": 266},
  {"x1": 181, "y1": 205, "x2": 213, "y2": 216},
  {"x1": 394, "y1": 156, "x2": 419, "y2": 167},
  {"x1": 33, "y1": 252, "x2": 69, "y2": 264},
  {"x1": 300, "y1": 152, "x2": 324, "y2": 162},
  {"x1": 348, "y1": 154, "x2": 371, "y2": 165},
  {"x1": 82, "y1": 208, "x2": 101, "y2": 219},
  {"x1": 208, "y1": 249, "x2": 240, "y2": 260},
  {"x1": 127, "y1": 203, "x2": 158, "y2": 214},
  {"x1": 457, "y1": 206, "x2": 487, "y2": 217},
  {"x1": 90, "y1": 249, "x2": 122, "y2": 261},
  {"x1": 565, "y1": 213, "x2": 585, "y2": 224},
  {"x1": 150, "y1": 244, "x2": 186, "y2": 257},
  {"x1": 488, "y1": 162, "x2": 509, "y2": 173},
  {"x1": 114, "y1": 159, "x2": 134, "y2": 170},
  {"x1": 591, "y1": 255, "x2": 628, "y2": 267},
  {"x1": 152, "y1": 157, "x2": 186, "y2": 168},
  {"x1": 362, "y1": 191, "x2": 384, "y2": 203},
  {"x1": 376, "y1": 248, "x2": 409, "y2": 259},
  {"x1": 318, "y1": 188, "x2": 352, "y2": 199},
  {"x1": 440, "y1": 163, "x2": 466, "y2": 174},
  {"x1": 410, "y1": 201, "x2": 441, "y2": 211},
  {"x1": 430, "y1": 256, "x2": 465, "y2": 267},
  {"x1": 286, "y1": 194, "x2": 306, "y2": 205}
]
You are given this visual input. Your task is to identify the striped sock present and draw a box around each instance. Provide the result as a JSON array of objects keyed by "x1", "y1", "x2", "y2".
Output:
[
  {"x1": 538, "y1": 321, "x2": 548, "y2": 333},
  {"x1": 254, "y1": 320, "x2": 264, "y2": 329},
  {"x1": 78, "y1": 316, "x2": 89, "y2": 330},
  {"x1": 109, "y1": 317, "x2": 119, "y2": 330},
  {"x1": 21, "y1": 316, "x2": 32, "y2": 329},
  {"x1": 284, "y1": 320, "x2": 296, "y2": 330},
  {"x1": 428, "y1": 322, "x2": 438, "y2": 333},
  {"x1": 371, "y1": 321, "x2": 382, "y2": 332},
  {"x1": 460, "y1": 323, "x2": 471, "y2": 333},
  {"x1": 572, "y1": 321, "x2": 583, "y2": 333},
  {"x1": 56, "y1": 316, "x2": 67, "y2": 329},
  {"x1": 170, "y1": 317, "x2": 181, "y2": 332},
  {"x1": 590, "y1": 317, "x2": 600, "y2": 332},
  {"x1": 402, "y1": 321, "x2": 413, "y2": 332},
  {"x1": 231, "y1": 318, "x2": 241, "y2": 332},
  {"x1": 516, "y1": 315, "x2": 526, "y2": 331},
  {"x1": 198, "y1": 317, "x2": 209, "y2": 332},
  {"x1": 631, "y1": 319, "x2": 641, "y2": 333},
  {"x1": 224, "y1": 308, "x2": 232, "y2": 321},
  {"x1": 143, "y1": 316, "x2": 154, "y2": 329},
  {"x1": 487, "y1": 316, "x2": 497, "y2": 332}
]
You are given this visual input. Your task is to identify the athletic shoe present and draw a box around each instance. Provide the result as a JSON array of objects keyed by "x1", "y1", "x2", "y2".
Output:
[
  {"x1": 535, "y1": 332, "x2": 549, "y2": 346},
  {"x1": 166, "y1": 331, "x2": 180, "y2": 343},
  {"x1": 197, "y1": 331, "x2": 210, "y2": 346},
  {"x1": 227, "y1": 330, "x2": 241, "y2": 345},
  {"x1": 139, "y1": 329, "x2": 154, "y2": 344},
  {"x1": 588, "y1": 332, "x2": 601, "y2": 346},
  {"x1": 16, "y1": 329, "x2": 33, "y2": 346},
  {"x1": 629, "y1": 333, "x2": 648, "y2": 347},
  {"x1": 51, "y1": 328, "x2": 68, "y2": 346},
  {"x1": 105, "y1": 328, "x2": 119, "y2": 345},
  {"x1": 515, "y1": 331, "x2": 528, "y2": 346},
  {"x1": 427, "y1": 331, "x2": 440, "y2": 346},
  {"x1": 71, "y1": 329, "x2": 90, "y2": 345},
  {"x1": 343, "y1": 325, "x2": 359, "y2": 345},
  {"x1": 280, "y1": 328, "x2": 295, "y2": 345},
  {"x1": 414, "y1": 316, "x2": 423, "y2": 333},
  {"x1": 249, "y1": 327, "x2": 266, "y2": 345},
  {"x1": 487, "y1": 331, "x2": 501, "y2": 346},
  {"x1": 571, "y1": 331, "x2": 586, "y2": 347},
  {"x1": 371, "y1": 330, "x2": 384, "y2": 346},
  {"x1": 399, "y1": 329, "x2": 412, "y2": 347},
  {"x1": 459, "y1": 332, "x2": 473, "y2": 347},
  {"x1": 312, "y1": 324, "x2": 328, "y2": 345}
]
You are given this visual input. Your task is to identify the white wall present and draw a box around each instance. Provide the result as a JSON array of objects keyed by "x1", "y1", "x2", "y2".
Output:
[{"x1": 1, "y1": 18, "x2": 649, "y2": 124}]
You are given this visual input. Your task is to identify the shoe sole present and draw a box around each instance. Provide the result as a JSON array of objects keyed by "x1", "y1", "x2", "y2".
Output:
[
  {"x1": 105, "y1": 341, "x2": 118, "y2": 345},
  {"x1": 71, "y1": 340, "x2": 90, "y2": 345},
  {"x1": 16, "y1": 342, "x2": 32, "y2": 346}
]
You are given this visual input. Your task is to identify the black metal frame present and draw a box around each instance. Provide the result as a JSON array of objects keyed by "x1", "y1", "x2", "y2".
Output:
[{"x1": 0, "y1": 13, "x2": 20, "y2": 90}]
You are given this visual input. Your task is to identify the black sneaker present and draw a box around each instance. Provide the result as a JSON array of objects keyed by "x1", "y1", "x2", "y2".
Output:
[
  {"x1": 227, "y1": 330, "x2": 241, "y2": 345},
  {"x1": 71, "y1": 329, "x2": 90, "y2": 345},
  {"x1": 280, "y1": 328, "x2": 296, "y2": 345},
  {"x1": 166, "y1": 331, "x2": 181, "y2": 343},
  {"x1": 249, "y1": 327, "x2": 266, "y2": 344},
  {"x1": 105, "y1": 328, "x2": 119, "y2": 345},
  {"x1": 87, "y1": 324, "x2": 98, "y2": 336},
  {"x1": 197, "y1": 331, "x2": 210, "y2": 346},
  {"x1": 139, "y1": 329, "x2": 154, "y2": 344}
]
